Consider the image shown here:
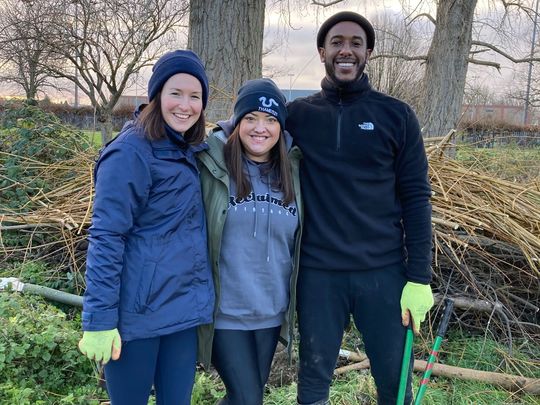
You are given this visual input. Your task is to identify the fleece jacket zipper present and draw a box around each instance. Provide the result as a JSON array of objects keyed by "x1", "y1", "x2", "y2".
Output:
[{"x1": 336, "y1": 96, "x2": 343, "y2": 151}]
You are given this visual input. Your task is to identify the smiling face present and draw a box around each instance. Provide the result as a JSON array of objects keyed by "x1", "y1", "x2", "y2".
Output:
[
  {"x1": 238, "y1": 111, "x2": 281, "y2": 162},
  {"x1": 319, "y1": 20, "x2": 372, "y2": 85},
  {"x1": 160, "y1": 73, "x2": 203, "y2": 133}
]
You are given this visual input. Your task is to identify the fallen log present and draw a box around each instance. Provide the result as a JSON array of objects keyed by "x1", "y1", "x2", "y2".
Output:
[
  {"x1": 334, "y1": 354, "x2": 540, "y2": 395},
  {"x1": 433, "y1": 294, "x2": 505, "y2": 313}
]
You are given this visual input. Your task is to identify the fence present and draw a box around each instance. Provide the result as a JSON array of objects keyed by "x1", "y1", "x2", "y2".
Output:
[{"x1": 458, "y1": 128, "x2": 540, "y2": 148}]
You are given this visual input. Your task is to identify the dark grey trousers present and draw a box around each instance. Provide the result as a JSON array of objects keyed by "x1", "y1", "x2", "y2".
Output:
[{"x1": 296, "y1": 264, "x2": 414, "y2": 405}]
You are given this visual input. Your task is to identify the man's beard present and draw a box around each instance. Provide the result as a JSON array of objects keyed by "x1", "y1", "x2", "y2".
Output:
[{"x1": 325, "y1": 59, "x2": 367, "y2": 86}]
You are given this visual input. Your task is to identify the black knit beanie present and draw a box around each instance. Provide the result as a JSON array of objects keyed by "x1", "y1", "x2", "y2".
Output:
[
  {"x1": 316, "y1": 11, "x2": 375, "y2": 50},
  {"x1": 233, "y1": 78, "x2": 287, "y2": 129},
  {"x1": 147, "y1": 50, "x2": 209, "y2": 107}
]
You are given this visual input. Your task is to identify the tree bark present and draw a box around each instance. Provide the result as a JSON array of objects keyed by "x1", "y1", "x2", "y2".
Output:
[
  {"x1": 420, "y1": 0, "x2": 477, "y2": 138},
  {"x1": 188, "y1": 0, "x2": 265, "y2": 124},
  {"x1": 97, "y1": 107, "x2": 114, "y2": 145}
]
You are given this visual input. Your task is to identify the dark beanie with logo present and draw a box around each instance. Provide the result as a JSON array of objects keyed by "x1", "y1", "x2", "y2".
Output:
[
  {"x1": 316, "y1": 11, "x2": 375, "y2": 50},
  {"x1": 232, "y1": 78, "x2": 287, "y2": 129},
  {"x1": 147, "y1": 49, "x2": 209, "y2": 108}
]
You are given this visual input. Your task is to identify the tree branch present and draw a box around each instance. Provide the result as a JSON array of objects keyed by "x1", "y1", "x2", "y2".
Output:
[
  {"x1": 370, "y1": 53, "x2": 427, "y2": 62},
  {"x1": 311, "y1": 0, "x2": 344, "y2": 7},
  {"x1": 472, "y1": 40, "x2": 540, "y2": 63},
  {"x1": 334, "y1": 355, "x2": 540, "y2": 394},
  {"x1": 408, "y1": 12, "x2": 436, "y2": 26},
  {"x1": 467, "y1": 58, "x2": 501, "y2": 69}
]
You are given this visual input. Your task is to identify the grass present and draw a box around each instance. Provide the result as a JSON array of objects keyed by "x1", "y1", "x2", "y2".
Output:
[
  {"x1": 188, "y1": 328, "x2": 540, "y2": 405},
  {"x1": 456, "y1": 144, "x2": 540, "y2": 182},
  {"x1": 82, "y1": 130, "x2": 103, "y2": 148},
  {"x1": 82, "y1": 130, "x2": 120, "y2": 148}
]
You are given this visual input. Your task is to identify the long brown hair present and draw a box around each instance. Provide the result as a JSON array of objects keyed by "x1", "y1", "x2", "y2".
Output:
[
  {"x1": 137, "y1": 90, "x2": 206, "y2": 145},
  {"x1": 223, "y1": 125, "x2": 294, "y2": 205}
]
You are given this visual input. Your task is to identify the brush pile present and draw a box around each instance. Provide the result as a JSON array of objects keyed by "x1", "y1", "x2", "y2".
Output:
[{"x1": 1, "y1": 107, "x2": 539, "y2": 347}]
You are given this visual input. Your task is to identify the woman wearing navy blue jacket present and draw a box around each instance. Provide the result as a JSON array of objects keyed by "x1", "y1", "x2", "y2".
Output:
[{"x1": 78, "y1": 50, "x2": 215, "y2": 405}]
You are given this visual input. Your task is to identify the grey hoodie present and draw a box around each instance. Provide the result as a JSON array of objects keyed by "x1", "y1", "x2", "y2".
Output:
[{"x1": 212, "y1": 121, "x2": 299, "y2": 330}]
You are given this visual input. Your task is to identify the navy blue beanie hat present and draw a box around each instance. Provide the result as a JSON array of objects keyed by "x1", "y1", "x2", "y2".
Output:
[
  {"x1": 316, "y1": 11, "x2": 375, "y2": 50},
  {"x1": 233, "y1": 78, "x2": 287, "y2": 129},
  {"x1": 147, "y1": 49, "x2": 209, "y2": 107}
]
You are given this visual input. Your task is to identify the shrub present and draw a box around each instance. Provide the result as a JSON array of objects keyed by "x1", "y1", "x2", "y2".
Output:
[
  {"x1": 0, "y1": 100, "x2": 93, "y2": 210},
  {"x1": 0, "y1": 293, "x2": 106, "y2": 404}
]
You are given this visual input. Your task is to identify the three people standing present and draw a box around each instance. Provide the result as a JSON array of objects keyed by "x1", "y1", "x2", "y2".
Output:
[{"x1": 79, "y1": 10, "x2": 434, "y2": 404}]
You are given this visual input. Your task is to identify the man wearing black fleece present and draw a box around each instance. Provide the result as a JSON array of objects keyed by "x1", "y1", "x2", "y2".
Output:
[{"x1": 286, "y1": 11, "x2": 434, "y2": 405}]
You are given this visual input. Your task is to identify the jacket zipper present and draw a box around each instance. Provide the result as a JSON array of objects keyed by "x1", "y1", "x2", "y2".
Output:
[{"x1": 336, "y1": 95, "x2": 343, "y2": 151}]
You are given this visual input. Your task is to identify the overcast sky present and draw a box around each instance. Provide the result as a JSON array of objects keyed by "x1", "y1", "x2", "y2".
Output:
[{"x1": 264, "y1": 0, "x2": 535, "y2": 94}]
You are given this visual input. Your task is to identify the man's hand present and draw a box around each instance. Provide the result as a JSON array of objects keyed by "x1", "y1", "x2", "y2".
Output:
[
  {"x1": 78, "y1": 329, "x2": 122, "y2": 364},
  {"x1": 400, "y1": 282, "x2": 434, "y2": 334}
]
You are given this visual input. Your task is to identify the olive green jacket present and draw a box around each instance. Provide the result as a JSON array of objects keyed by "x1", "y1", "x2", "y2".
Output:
[{"x1": 196, "y1": 127, "x2": 303, "y2": 369}]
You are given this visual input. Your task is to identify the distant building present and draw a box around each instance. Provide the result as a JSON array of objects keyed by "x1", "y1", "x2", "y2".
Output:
[
  {"x1": 461, "y1": 104, "x2": 538, "y2": 126},
  {"x1": 281, "y1": 89, "x2": 318, "y2": 102},
  {"x1": 115, "y1": 95, "x2": 147, "y2": 111},
  {"x1": 114, "y1": 90, "x2": 317, "y2": 111}
]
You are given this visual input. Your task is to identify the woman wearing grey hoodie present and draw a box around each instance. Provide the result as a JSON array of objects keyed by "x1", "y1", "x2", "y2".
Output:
[{"x1": 197, "y1": 78, "x2": 303, "y2": 405}]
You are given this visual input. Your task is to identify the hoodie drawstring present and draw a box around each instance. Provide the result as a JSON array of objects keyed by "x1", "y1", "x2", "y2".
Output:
[
  {"x1": 265, "y1": 174, "x2": 271, "y2": 262},
  {"x1": 246, "y1": 159, "x2": 272, "y2": 262}
]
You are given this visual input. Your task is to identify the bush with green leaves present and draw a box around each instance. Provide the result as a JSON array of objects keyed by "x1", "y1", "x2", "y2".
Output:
[
  {"x1": 0, "y1": 100, "x2": 93, "y2": 210},
  {"x1": 0, "y1": 260, "x2": 84, "y2": 297},
  {"x1": 0, "y1": 293, "x2": 106, "y2": 404}
]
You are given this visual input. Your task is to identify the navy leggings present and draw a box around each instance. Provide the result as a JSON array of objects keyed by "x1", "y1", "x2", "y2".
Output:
[
  {"x1": 296, "y1": 264, "x2": 413, "y2": 405},
  {"x1": 212, "y1": 326, "x2": 281, "y2": 405},
  {"x1": 104, "y1": 327, "x2": 197, "y2": 405}
]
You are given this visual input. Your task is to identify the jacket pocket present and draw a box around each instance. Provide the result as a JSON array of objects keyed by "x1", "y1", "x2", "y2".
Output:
[{"x1": 134, "y1": 261, "x2": 157, "y2": 313}]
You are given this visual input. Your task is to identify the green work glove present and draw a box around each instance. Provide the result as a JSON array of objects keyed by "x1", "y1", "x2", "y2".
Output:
[
  {"x1": 400, "y1": 282, "x2": 434, "y2": 334},
  {"x1": 78, "y1": 328, "x2": 122, "y2": 364}
]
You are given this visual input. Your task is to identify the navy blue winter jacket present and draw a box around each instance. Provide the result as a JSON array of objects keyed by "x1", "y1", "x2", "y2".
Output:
[{"x1": 82, "y1": 122, "x2": 214, "y2": 341}]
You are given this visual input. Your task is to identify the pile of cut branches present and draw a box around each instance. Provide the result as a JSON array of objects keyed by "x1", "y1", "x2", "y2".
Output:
[{"x1": 425, "y1": 132, "x2": 539, "y2": 346}]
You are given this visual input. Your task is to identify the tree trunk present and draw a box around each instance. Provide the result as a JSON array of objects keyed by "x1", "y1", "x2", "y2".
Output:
[
  {"x1": 420, "y1": 0, "x2": 477, "y2": 138},
  {"x1": 188, "y1": 0, "x2": 265, "y2": 124},
  {"x1": 97, "y1": 107, "x2": 114, "y2": 145}
]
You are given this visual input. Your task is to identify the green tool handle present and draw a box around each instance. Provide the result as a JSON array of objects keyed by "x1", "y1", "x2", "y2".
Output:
[
  {"x1": 413, "y1": 299, "x2": 454, "y2": 405},
  {"x1": 413, "y1": 336, "x2": 442, "y2": 404},
  {"x1": 396, "y1": 325, "x2": 414, "y2": 405}
]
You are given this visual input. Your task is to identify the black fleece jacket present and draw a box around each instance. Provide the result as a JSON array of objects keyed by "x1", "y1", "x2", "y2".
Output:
[{"x1": 286, "y1": 74, "x2": 432, "y2": 283}]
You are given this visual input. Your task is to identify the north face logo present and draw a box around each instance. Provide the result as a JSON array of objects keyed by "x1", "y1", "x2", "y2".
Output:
[{"x1": 358, "y1": 122, "x2": 374, "y2": 130}]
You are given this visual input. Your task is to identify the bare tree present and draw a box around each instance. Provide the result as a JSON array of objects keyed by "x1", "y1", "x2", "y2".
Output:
[
  {"x1": 0, "y1": 0, "x2": 63, "y2": 100},
  {"x1": 39, "y1": 0, "x2": 189, "y2": 143},
  {"x1": 504, "y1": 63, "x2": 540, "y2": 123},
  {"x1": 463, "y1": 82, "x2": 500, "y2": 106},
  {"x1": 367, "y1": 12, "x2": 425, "y2": 107},
  {"x1": 188, "y1": 0, "x2": 265, "y2": 123},
  {"x1": 402, "y1": 0, "x2": 540, "y2": 136},
  {"x1": 417, "y1": 0, "x2": 477, "y2": 137}
]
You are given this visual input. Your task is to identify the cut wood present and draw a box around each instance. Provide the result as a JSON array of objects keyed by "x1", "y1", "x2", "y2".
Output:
[
  {"x1": 334, "y1": 354, "x2": 540, "y2": 395},
  {"x1": 433, "y1": 294, "x2": 505, "y2": 313}
]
